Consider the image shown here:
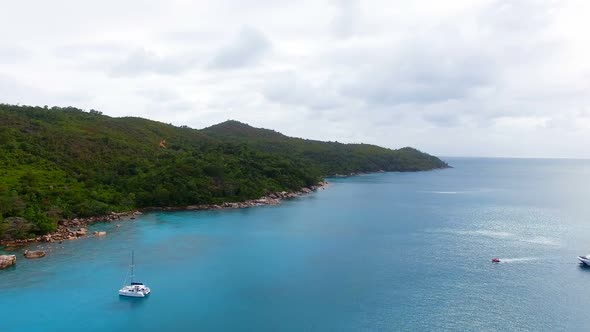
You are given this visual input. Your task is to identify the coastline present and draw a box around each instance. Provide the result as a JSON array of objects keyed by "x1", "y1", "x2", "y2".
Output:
[
  {"x1": 1, "y1": 166, "x2": 449, "y2": 251},
  {"x1": 0, "y1": 181, "x2": 329, "y2": 250}
]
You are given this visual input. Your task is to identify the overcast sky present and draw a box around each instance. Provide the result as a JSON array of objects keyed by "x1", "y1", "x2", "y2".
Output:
[{"x1": 1, "y1": 0, "x2": 589, "y2": 158}]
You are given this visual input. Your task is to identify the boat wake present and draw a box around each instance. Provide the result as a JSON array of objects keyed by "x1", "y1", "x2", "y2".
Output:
[
  {"x1": 421, "y1": 191, "x2": 466, "y2": 194},
  {"x1": 520, "y1": 236, "x2": 560, "y2": 246},
  {"x1": 450, "y1": 230, "x2": 514, "y2": 239},
  {"x1": 470, "y1": 230, "x2": 514, "y2": 238},
  {"x1": 496, "y1": 257, "x2": 539, "y2": 263},
  {"x1": 429, "y1": 229, "x2": 560, "y2": 247}
]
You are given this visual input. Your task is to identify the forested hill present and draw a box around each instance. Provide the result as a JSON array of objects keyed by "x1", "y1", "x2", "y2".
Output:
[
  {"x1": 203, "y1": 120, "x2": 448, "y2": 175},
  {"x1": 0, "y1": 104, "x2": 448, "y2": 239}
]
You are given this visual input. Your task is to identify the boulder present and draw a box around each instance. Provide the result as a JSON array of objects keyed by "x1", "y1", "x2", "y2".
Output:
[
  {"x1": 1, "y1": 241, "x2": 17, "y2": 248},
  {"x1": 75, "y1": 228, "x2": 87, "y2": 237},
  {"x1": 0, "y1": 255, "x2": 16, "y2": 269},
  {"x1": 93, "y1": 231, "x2": 107, "y2": 236},
  {"x1": 23, "y1": 250, "x2": 46, "y2": 259},
  {"x1": 255, "y1": 198, "x2": 268, "y2": 204}
]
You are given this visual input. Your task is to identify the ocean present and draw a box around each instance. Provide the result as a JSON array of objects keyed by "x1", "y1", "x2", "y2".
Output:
[{"x1": 1, "y1": 157, "x2": 589, "y2": 331}]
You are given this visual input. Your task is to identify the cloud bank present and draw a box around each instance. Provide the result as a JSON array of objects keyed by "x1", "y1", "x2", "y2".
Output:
[{"x1": 0, "y1": 0, "x2": 589, "y2": 158}]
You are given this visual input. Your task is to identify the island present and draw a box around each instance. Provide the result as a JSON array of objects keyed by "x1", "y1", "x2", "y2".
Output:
[{"x1": 0, "y1": 104, "x2": 448, "y2": 243}]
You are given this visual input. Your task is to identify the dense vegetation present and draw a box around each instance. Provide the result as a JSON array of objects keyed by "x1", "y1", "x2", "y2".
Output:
[{"x1": 0, "y1": 104, "x2": 448, "y2": 239}]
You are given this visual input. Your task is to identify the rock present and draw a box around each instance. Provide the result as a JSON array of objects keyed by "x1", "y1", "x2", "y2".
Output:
[
  {"x1": 1, "y1": 241, "x2": 17, "y2": 248},
  {"x1": 133, "y1": 211, "x2": 143, "y2": 215},
  {"x1": 222, "y1": 202, "x2": 239, "y2": 208},
  {"x1": 23, "y1": 250, "x2": 46, "y2": 259},
  {"x1": 109, "y1": 212, "x2": 124, "y2": 219},
  {"x1": 93, "y1": 231, "x2": 107, "y2": 236},
  {"x1": 301, "y1": 187, "x2": 312, "y2": 194},
  {"x1": 0, "y1": 255, "x2": 16, "y2": 269},
  {"x1": 75, "y1": 228, "x2": 87, "y2": 237}
]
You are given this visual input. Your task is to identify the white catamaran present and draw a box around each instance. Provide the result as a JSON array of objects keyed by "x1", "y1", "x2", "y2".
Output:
[{"x1": 119, "y1": 250, "x2": 151, "y2": 298}]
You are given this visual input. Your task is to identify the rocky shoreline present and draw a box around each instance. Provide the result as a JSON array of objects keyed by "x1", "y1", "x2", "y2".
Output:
[{"x1": 0, "y1": 181, "x2": 328, "y2": 249}]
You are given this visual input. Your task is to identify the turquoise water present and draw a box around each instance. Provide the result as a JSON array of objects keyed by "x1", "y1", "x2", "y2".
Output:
[{"x1": 1, "y1": 158, "x2": 590, "y2": 331}]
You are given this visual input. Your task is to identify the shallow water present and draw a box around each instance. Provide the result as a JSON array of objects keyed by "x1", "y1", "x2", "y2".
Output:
[{"x1": 1, "y1": 157, "x2": 589, "y2": 331}]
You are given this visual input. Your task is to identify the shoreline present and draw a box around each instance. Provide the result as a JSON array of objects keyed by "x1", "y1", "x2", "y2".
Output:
[{"x1": 0, "y1": 181, "x2": 329, "y2": 250}]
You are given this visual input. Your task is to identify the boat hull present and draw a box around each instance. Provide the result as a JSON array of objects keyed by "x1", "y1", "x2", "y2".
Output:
[
  {"x1": 577, "y1": 256, "x2": 590, "y2": 265},
  {"x1": 119, "y1": 286, "x2": 151, "y2": 297},
  {"x1": 119, "y1": 291, "x2": 147, "y2": 297}
]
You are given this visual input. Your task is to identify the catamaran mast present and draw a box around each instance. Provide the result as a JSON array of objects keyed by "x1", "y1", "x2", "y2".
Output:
[{"x1": 130, "y1": 250, "x2": 135, "y2": 283}]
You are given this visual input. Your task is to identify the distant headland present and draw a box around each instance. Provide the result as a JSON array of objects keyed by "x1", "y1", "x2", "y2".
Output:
[{"x1": 0, "y1": 103, "x2": 448, "y2": 243}]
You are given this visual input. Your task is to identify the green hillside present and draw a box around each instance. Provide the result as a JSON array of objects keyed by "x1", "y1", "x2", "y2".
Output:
[
  {"x1": 0, "y1": 104, "x2": 448, "y2": 239},
  {"x1": 203, "y1": 120, "x2": 448, "y2": 174}
]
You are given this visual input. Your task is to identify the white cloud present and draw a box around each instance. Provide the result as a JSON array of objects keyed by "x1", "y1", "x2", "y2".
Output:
[
  {"x1": 107, "y1": 48, "x2": 198, "y2": 77},
  {"x1": 263, "y1": 71, "x2": 348, "y2": 110},
  {"x1": 208, "y1": 27, "x2": 271, "y2": 69},
  {"x1": 0, "y1": 74, "x2": 92, "y2": 106},
  {"x1": 0, "y1": 45, "x2": 31, "y2": 63},
  {"x1": 0, "y1": 0, "x2": 589, "y2": 158},
  {"x1": 331, "y1": 0, "x2": 361, "y2": 39}
]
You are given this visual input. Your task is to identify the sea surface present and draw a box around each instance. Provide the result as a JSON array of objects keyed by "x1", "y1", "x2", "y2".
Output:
[{"x1": 1, "y1": 157, "x2": 590, "y2": 331}]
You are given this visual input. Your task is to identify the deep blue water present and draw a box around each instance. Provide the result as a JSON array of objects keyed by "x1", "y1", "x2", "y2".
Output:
[{"x1": 2, "y1": 157, "x2": 590, "y2": 331}]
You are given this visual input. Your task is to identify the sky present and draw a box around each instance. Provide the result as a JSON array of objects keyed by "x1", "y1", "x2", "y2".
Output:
[{"x1": 0, "y1": 0, "x2": 589, "y2": 158}]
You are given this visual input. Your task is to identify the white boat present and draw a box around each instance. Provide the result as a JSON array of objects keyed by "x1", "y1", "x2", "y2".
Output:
[
  {"x1": 119, "y1": 250, "x2": 151, "y2": 297},
  {"x1": 577, "y1": 255, "x2": 590, "y2": 265}
]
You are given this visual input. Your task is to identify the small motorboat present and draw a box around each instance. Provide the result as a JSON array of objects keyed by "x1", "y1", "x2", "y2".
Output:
[
  {"x1": 578, "y1": 255, "x2": 590, "y2": 266},
  {"x1": 491, "y1": 258, "x2": 500, "y2": 263}
]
